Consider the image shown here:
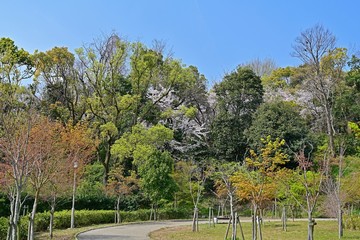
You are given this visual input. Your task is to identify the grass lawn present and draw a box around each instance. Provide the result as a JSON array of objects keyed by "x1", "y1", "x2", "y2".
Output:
[{"x1": 150, "y1": 220, "x2": 360, "y2": 240}]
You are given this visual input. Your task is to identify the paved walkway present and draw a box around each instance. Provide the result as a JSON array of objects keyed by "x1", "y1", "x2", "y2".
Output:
[{"x1": 77, "y1": 220, "x2": 193, "y2": 240}]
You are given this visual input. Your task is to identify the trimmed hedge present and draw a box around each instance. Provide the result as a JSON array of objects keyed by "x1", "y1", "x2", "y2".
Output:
[
  {"x1": 344, "y1": 215, "x2": 360, "y2": 230},
  {"x1": 0, "y1": 208, "x2": 189, "y2": 239}
]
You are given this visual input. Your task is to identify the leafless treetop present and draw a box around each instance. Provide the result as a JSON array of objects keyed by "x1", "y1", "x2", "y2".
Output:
[{"x1": 292, "y1": 24, "x2": 336, "y2": 68}]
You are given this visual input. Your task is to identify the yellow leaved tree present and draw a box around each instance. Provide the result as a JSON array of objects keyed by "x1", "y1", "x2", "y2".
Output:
[{"x1": 232, "y1": 136, "x2": 288, "y2": 240}]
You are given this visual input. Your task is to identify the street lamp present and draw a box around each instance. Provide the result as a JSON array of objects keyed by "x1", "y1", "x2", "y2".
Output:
[{"x1": 70, "y1": 161, "x2": 78, "y2": 228}]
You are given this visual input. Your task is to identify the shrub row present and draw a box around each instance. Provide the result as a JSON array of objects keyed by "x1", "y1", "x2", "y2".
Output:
[
  {"x1": 0, "y1": 207, "x2": 189, "y2": 239},
  {"x1": 344, "y1": 215, "x2": 360, "y2": 230}
]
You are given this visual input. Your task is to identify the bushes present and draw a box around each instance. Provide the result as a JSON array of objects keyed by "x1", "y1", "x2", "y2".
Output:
[
  {"x1": 344, "y1": 215, "x2": 360, "y2": 230},
  {"x1": 0, "y1": 208, "x2": 189, "y2": 238},
  {"x1": 0, "y1": 217, "x2": 8, "y2": 240},
  {"x1": 121, "y1": 209, "x2": 150, "y2": 222},
  {"x1": 0, "y1": 217, "x2": 28, "y2": 240}
]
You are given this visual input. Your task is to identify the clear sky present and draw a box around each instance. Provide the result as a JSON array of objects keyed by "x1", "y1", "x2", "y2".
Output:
[{"x1": 2, "y1": 0, "x2": 359, "y2": 85}]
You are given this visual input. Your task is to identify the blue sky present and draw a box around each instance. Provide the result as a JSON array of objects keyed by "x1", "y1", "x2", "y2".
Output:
[{"x1": 2, "y1": 1, "x2": 359, "y2": 85}]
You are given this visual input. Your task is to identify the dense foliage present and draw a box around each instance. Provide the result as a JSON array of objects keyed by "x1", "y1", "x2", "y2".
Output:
[{"x1": 1, "y1": 24, "x2": 360, "y2": 240}]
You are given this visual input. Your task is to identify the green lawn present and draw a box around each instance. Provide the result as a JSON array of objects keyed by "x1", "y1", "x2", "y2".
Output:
[{"x1": 150, "y1": 220, "x2": 360, "y2": 240}]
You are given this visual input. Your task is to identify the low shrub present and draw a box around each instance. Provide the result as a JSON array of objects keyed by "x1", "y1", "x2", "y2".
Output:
[
  {"x1": 344, "y1": 215, "x2": 360, "y2": 230},
  {"x1": 0, "y1": 217, "x2": 8, "y2": 240}
]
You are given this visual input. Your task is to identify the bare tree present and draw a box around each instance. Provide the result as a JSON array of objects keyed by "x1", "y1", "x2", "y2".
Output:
[
  {"x1": 243, "y1": 58, "x2": 277, "y2": 78},
  {"x1": 292, "y1": 24, "x2": 336, "y2": 71},
  {"x1": 292, "y1": 24, "x2": 341, "y2": 157}
]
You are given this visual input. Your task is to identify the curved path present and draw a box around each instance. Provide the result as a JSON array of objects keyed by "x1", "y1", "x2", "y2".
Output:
[{"x1": 77, "y1": 220, "x2": 193, "y2": 240}]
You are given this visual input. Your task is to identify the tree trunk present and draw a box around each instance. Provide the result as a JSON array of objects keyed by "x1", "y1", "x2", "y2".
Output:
[
  {"x1": 258, "y1": 214, "x2": 263, "y2": 240},
  {"x1": 102, "y1": 142, "x2": 111, "y2": 185},
  {"x1": 116, "y1": 196, "x2": 121, "y2": 224},
  {"x1": 324, "y1": 102, "x2": 335, "y2": 158},
  {"x1": 252, "y1": 204, "x2": 258, "y2": 240},
  {"x1": 237, "y1": 214, "x2": 245, "y2": 240},
  {"x1": 225, "y1": 218, "x2": 231, "y2": 240},
  {"x1": 307, "y1": 213, "x2": 315, "y2": 240},
  {"x1": 28, "y1": 190, "x2": 39, "y2": 240},
  {"x1": 229, "y1": 194, "x2": 236, "y2": 240},
  {"x1": 150, "y1": 204, "x2": 153, "y2": 221},
  {"x1": 49, "y1": 196, "x2": 56, "y2": 240},
  {"x1": 192, "y1": 207, "x2": 198, "y2": 232},
  {"x1": 154, "y1": 203, "x2": 157, "y2": 221},
  {"x1": 9, "y1": 188, "x2": 22, "y2": 240},
  {"x1": 70, "y1": 168, "x2": 77, "y2": 229},
  {"x1": 282, "y1": 206, "x2": 287, "y2": 231},
  {"x1": 273, "y1": 198, "x2": 277, "y2": 219},
  {"x1": 338, "y1": 204, "x2": 343, "y2": 238}
]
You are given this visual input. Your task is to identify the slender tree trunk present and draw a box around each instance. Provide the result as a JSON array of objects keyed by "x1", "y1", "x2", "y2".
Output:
[
  {"x1": 28, "y1": 190, "x2": 40, "y2": 240},
  {"x1": 252, "y1": 204, "x2": 258, "y2": 240},
  {"x1": 150, "y1": 204, "x2": 153, "y2": 221},
  {"x1": 273, "y1": 198, "x2": 277, "y2": 219},
  {"x1": 49, "y1": 197, "x2": 56, "y2": 240},
  {"x1": 154, "y1": 203, "x2": 157, "y2": 221},
  {"x1": 192, "y1": 207, "x2": 196, "y2": 231},
  {"x1": 229, "y1": 194, "x2": 236, "y2": 240},
  {"x1": 237, "y1": 214, "x2": 245, "y2": 240},
  {"x1": 282, "y1": 206, "x2": 287, "y2": 231},
  {"x1": 307, "y1": 212, "x2": 315, "y2": 240},
  {"x1": 192, "y1": 206, "x2": 198, "y2": 232},
  {"x1": 338, "y1": 204, "x2": 343, "y2": 238},
  {"x1": 116, "y1": 196, "x2": 121, "y2": 223},
  {"x1": 70, "y1": 168, "x2": 77, "y2": 229},
  {"x1": 338, "y1": 146, "x2": 344, "y2": 238},
  {"x1": 225, "y1": 218, "x2": 231, "y2": 240},
  {"x1": 196, "y1": 208, "x2": 199, "y2": 231},
  {"x1": 324, "y1": 101, "x2": 335, "y2": 157},
  {"x1": 102, "y1": 142, "x2": 111, "y2": 185},
  {"x1": 258, "y1": 214, "x2": 263, "y2": 240},
  {"x1": 7, "y1": 197, "x2": 15, "y2": 240},
  {"x1": 9, "y1": 187, "x2": 22, "y2": 240}
]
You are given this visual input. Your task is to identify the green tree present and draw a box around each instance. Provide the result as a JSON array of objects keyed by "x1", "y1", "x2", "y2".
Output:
[
  {"x1": 34, "y1": 47, "x2": 87, "y2": 125},
  {"x1": 247, "y1": 100, "x2": 310, "y2": 167},
  {"x1": 211, "y1": 67, "x2": 263, "y2": 162},
  {"x1": 138, "y1": 150, "x2": 177, "y2": 220},
  {"x1": 111, "y1": 124, "x2": 175, "y2": 219},
  {"x1": 76, "y1": 34, "x2": 135, "y2": 183}
]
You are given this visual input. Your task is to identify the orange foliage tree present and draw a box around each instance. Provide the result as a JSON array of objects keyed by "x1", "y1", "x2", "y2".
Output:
[
  {"x1": 27, "y1": 116, "x2": 64, "y2": 240},
  {"x1": 233, "y1": 136, "x2": 288, "y2": 240},
  {"x1": 59, "y1": 121, "x2": 98, "y2": 229},
  {"x1": 106, "y1": 164, "x2": 138, "y2": 223}
]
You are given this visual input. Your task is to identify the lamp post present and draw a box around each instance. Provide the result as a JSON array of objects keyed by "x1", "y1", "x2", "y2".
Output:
[{"x1": 70, "y1": 161, "x2": 78, "y2": 228}]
